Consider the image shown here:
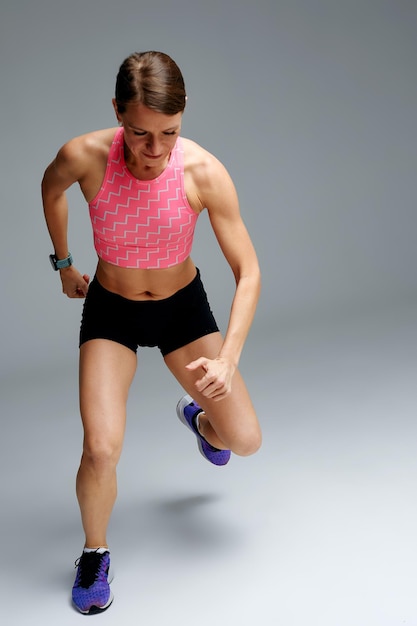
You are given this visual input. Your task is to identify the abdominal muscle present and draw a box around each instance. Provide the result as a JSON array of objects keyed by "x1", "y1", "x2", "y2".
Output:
[{"x1": 94, "y1": 255, "x2": 197, "y2": 300}]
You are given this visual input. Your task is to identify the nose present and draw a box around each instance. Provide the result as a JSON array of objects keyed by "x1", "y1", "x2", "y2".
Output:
[{"x1": 146, "y1": 135, "x2": 161, "y2": 155}]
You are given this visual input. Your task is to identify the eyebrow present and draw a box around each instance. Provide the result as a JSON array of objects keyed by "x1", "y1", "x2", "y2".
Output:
[{"x1": 128, "y1": 123, "x2": 180, "y2": 132}]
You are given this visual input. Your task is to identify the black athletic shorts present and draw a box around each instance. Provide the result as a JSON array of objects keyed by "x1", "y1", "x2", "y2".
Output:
[{"x1": 79, "y1": 269, "x2": 219, "y2": 356}]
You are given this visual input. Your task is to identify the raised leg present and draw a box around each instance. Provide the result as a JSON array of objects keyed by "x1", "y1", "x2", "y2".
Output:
[{"x1": 164, "y1": 332, "x2": 262, "y2": 456}]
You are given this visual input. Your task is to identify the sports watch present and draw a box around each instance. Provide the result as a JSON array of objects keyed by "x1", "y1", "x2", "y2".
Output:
[{"x1": 49, "y1": 252, "x2": 73, "y2": 271}]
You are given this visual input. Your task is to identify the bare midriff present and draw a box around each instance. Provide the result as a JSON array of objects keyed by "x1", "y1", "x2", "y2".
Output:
[{"x1": 95, "y1": 256, "x2": 197, "y2": 300}]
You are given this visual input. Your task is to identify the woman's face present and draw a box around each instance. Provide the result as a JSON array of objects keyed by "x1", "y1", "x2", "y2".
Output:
[{"x1": 114, "y1": 100, "x2": 182, "y2": 171}]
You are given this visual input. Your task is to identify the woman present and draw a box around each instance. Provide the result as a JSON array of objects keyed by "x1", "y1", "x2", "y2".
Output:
[{"x1": 42, "y1": 50, "x2": 262, "y2": 615}]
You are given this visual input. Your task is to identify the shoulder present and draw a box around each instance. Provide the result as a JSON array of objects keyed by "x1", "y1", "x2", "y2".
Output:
[
  {"x1": 43, "y1": 128, "x2": 119, "y2": 193},
  {"x1": 182, "y1": 137, "x2": 230, "y2": 184},
  {"x1": 56, "y1": 128, "x2": 118, "y2": 173},
  {"x1": 182, "y1": 137, "x2": 238, "y2": 211}
]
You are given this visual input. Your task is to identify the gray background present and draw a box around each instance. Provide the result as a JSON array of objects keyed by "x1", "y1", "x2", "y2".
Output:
[{"x1": 1, "y1": 1, "x2": 417, "y2": 624}]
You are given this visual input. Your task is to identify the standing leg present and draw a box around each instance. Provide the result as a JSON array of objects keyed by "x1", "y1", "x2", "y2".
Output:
[
  {"x1": 72, "y1": 339, "x2": 137, "y2": 614},
  {"x1": 77, "y1": 339, "x2": 137, "y2": 548}
]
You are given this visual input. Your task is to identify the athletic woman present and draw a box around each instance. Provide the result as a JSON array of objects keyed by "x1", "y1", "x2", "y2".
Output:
[{"x1": 42, "y1": 51, "x2": 262, "y2": 614}]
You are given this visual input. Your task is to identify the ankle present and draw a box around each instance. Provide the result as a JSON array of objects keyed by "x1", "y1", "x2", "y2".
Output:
[
  {"x1": 194, "y1": 412, "x2": 227, "y2": 451},
  {"x1": 84, "y1": 544, "x2": 109, "y2": 552}
]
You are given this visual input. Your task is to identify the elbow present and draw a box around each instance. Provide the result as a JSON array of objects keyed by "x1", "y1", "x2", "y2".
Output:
[
  {"x1": 235, "y1": 263, "x2": 261, "y2": 293},
  {"x1": 41, "y1": 169, "x2": 51, "y2": 202}
]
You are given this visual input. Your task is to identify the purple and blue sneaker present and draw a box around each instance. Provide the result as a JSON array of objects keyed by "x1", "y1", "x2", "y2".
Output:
[
  {"x1": 176, "y1": 395, "x2": 231, "y2": 466},
  {"x1": 72, "y1": 549, "x2": 113, "y2": 614}
]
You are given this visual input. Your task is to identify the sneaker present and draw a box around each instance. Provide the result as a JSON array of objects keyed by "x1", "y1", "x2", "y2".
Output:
[
  {"x1": 176, "y1": 395, "x2": 231, "y2": 466},
  {"x1": 72, "y1": 549, "x2": 114, "y2": 614}
]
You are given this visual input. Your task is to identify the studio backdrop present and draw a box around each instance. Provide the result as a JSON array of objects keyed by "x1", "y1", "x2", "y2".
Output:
[{"x1": 0, "y1": 0, "x2": 416, "y2": 378}]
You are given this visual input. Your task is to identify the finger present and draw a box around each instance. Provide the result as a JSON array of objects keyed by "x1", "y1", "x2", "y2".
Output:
[
  {"x1": 194, "y1": 366, "x2": 219, "y2": 390},
  {"x1": 77, "y1": 277, "x2": 90, "y2": 297},
  {"x1": 76, "y1": 286, "x2": 88, "y2": 297},
  {"x1": 67, "y1": 290, "x2": 84, "y2": 299},
  {"x1": 194, "y1": 376, "x2": 211, "y2": 393},
  {"x1": 185, "y1": 357, "x2": 208, "y2": 372},
  {"x1": 197, "y1": 375, "x2": 226, "y2": 397},
  {"x1": 209, "y1": 390, "x2": 228, "y2": 401},
  {"x1": 202, "y1": 387, "x2": 225, "y2": 401},
  {"x1": 207, "y1": 384, "x2": 232, "y2": 401}
]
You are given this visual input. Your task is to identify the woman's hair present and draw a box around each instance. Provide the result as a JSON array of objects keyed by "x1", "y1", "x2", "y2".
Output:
[{"x1": 115, "y1": 51, "x2": 186, "y2": 115}]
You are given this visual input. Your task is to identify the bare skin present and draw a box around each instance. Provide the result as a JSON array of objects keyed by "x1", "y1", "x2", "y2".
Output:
[{"x1": 42, "y1": 102, "x2": 262, "y2": 548}]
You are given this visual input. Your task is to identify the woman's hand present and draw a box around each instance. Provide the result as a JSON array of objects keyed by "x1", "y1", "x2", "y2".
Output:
[
  {"x1": 185, "y1": 356, "x2": 236, "y2": 401},
  {"x1": 59, "y1": 266, "x2": 90, "y2": 298}
]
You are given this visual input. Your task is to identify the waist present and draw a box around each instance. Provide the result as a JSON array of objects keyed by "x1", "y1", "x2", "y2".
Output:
[{"x1": 94, "y1": 256, "x2": 197, "y2": 300}]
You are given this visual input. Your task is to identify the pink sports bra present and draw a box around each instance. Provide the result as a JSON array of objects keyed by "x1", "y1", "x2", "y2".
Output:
[{"x1": 88, "y1": 129, "x2": 198, "y2": 269}]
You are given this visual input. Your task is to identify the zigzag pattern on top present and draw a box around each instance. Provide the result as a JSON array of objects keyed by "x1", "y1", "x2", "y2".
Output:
[{"x1": 88, "y1": 129, "x2": 198, "y2": 269}]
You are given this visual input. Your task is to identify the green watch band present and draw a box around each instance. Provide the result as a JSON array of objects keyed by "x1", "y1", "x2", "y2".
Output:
[{"x1": 49, "y1": 252, "x2": 73, "y2": 271}]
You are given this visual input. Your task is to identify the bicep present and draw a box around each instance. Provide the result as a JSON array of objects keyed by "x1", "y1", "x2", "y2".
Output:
[
  {"x1": 208, "y1": 209, "x2": 258, "y2": 280},
  {"x1": 205, "y1": 170, "x2": 258, "y2": 279},
  {"x1": 41, "y1": 140, "x2": 86, "y2": 199}
]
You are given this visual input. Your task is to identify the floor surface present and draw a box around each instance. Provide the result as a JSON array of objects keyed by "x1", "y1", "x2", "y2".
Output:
[{"x1": 1, "y1": 302, "x2": 417, "y2": 625}]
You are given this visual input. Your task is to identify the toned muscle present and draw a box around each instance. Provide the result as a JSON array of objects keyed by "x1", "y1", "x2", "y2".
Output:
[{"x1": 75, "y1": 128, "x2": 117, "y2": 203}]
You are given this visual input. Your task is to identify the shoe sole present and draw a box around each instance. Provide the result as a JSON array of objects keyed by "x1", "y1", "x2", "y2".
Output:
[{"x1": 176, "y1": 395, "x2": 209, "y2": 461}]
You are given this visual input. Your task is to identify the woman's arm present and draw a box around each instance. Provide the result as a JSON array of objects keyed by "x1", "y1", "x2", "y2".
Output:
[
  {"x1": 42, "y1": 139, "x2": 90, "y2": 297},
  {"x1": 186, "y1": 153, "x2": 261, "y2": 399}
]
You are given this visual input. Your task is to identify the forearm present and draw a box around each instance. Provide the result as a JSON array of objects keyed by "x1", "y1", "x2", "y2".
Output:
[
  {"x1": 42, "y1": 183, "x2": 70, "y2": 259},
  {"x1": 218, "y1": 269, "x2": 261, "y2": 368},
  {"x1": 42, "y1": 182, "x2": 90, "y2": 297}
]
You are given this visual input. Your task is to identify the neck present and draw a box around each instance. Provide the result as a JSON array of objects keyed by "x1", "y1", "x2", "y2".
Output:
[{"x1": 123, "y1": 144, "x2": 170, "y2": 181}]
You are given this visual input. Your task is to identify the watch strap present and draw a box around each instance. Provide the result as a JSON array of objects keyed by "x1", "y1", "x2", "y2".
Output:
[{"x1": 49, "y1": 252, "x2": 73, "y2": 270}]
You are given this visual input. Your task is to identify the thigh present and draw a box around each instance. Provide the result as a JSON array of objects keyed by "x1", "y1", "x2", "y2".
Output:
[
  {"x1": 79, "y1": 339, "x2": 137, "y2": 453},
  {"x1": 164, "y1": 332, "x2": 261, "y2": 447}
]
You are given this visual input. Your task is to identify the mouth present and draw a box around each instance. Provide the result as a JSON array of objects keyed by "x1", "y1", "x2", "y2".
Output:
[{"x1": 143, "y1": 153, "x2": 163, "y2": 160}]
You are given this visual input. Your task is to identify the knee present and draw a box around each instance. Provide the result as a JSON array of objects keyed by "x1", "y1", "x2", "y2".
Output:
[
  {"x1": 231, "y1": 425, "x2": 262, "y2": 457},
  {"x1": 82, "y1": 438, "x2": 122, "y2": 471}
]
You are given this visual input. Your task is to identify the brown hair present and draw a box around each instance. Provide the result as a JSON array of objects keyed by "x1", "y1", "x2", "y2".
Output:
[{"x1": 115, "y1": 51, "x2": 186, "y2": 115}]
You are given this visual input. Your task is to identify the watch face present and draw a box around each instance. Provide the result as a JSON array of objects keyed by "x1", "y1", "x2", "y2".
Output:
[{"x1": 49, "y1": 254, "x2": 58, "y2": 270}]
